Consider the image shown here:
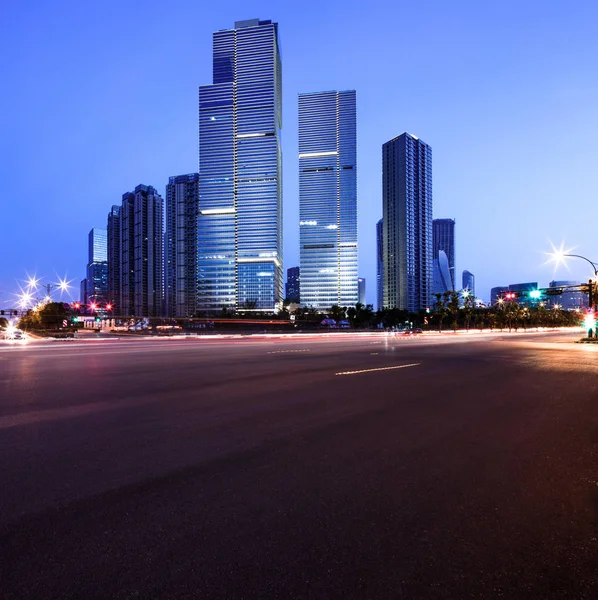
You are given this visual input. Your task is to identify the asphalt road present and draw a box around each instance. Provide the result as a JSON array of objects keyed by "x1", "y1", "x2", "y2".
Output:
[{"x1": 0, "y1": 330, "x2": 597, "y2": 599}]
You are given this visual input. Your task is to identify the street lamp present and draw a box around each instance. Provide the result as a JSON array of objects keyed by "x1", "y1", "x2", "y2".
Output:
[{"x1": 548, "y1": 249, "x2": 598, "y2": 310}]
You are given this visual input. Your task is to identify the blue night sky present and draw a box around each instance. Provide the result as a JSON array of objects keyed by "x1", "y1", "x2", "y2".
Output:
[{"x1": 1, "y1": 0, "x2": 597, "y2": 307}]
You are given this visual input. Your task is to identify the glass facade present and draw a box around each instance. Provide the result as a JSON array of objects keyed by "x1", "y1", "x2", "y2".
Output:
[
  {"x1": 383, "y1": 133, "x2": 433, "y2": 312},
  {"x1": 462, "y1": 270, "x2": 475, "y2": 296},
  {"x1": 298, "y1": 90, "x2": 358, "y2": 311},
  {"x1": 165, "y1": 173, "x2": 199, "y2": 317},
  {"x1": 376, "y1": 218, "x2": 383, "y2": 311},
  {"x1": 285, "y1": 266, "x2": 300, "y2": 302},
  {"x1": 432, "y1": 250, "x2": 452, "y2": 297},
  {"x1": 198, "y1": 19, "x2": 283, "y2": 313},
  {"x1": 433, "y1": 218, "x2": 455, "y2": 289},
  {"x1": 358, "y1": 277, "x2": 366, "y2": 305},
  {"x1": 86, "y1": 228, "x2": 108, "y2": 304},
  {"x1": 107, "y1": 205, "x2": 121, "y2": 312}
]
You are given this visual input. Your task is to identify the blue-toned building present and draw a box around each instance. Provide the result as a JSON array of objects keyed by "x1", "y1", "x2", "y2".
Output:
[
  {"x1": 119, "y1": 185, "x2": 164, "y2": 317},
  {"x1": 165, "y1": 173, "x2": 200, "y2": 317},
  {"x1": 433, "y1": 218, "x2": 455, "y2": 290},
  {"x1": 285, "y1": 266, "x2": 300, "y2": 302},
  {"x1": 382, "y1": 133, "x2": 433, "y2": 311},
  {"x1": 376, "y1": 218, "x2": 383, "y2": 311},
  {"x1": 107, "y1": 205, "x2": 121, "y2": 312},
  {"x1": 198, "y1": 19, "x2": 283, "y2": 313},
  {"x1": 86, "y1": 228, "x2": 108, "y2": 305},
  {"x1": 432, "y1": 250, "x2": 452, "y2": 298},
  {"x1": 298, "y1": 90, "x2": 358, "y2": 310},
  {"x1": 358, "y1": 277, "x2": 366, "y2": 305},
  {"x1": 462, "y1": 270, "x2": 475, "y2": 296}
]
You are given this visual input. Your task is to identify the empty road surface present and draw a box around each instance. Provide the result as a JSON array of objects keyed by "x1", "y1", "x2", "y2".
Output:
[{"x1": 0, "y1": 330, "x2": 597, "y2": 598}]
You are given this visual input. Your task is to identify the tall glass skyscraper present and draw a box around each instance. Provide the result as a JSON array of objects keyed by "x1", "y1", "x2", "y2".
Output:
[
  {"x1": 462, "y1": 270, "x2": 475, "y2": 296},
  {"x1": 382, "y1": 132, "x2": 433, "y2": 311},
  {"x1": 198, "y1": 19, "x2": 283, "y2": 313},
  {"x1": 107, "y1": 205, "x2": 121, "y2": 312},
  {"x1": 376, "y1": 218, "x2": 383, "y2": 311},
  {"x1": 86, "y1": 228, "x2": 108, "y2": 305},
  {"x1": 298, "y1": 90, "x2": 357, "y2": 310},
  {"x1": 433, "y1": 218, "x2": 455, "y2": 289},
  {"x1": 165, "y1": 173, "x2": 200, "y2": 317}
]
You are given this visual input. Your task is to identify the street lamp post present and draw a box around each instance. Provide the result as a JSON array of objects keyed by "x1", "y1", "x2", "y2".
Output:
[{"x1": 549, "y1": 250, "x2": 597, "y2": 337}]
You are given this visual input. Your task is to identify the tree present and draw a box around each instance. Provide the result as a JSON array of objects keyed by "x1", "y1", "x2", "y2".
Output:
[{"x1": 328, "y1": 305, "x2": 346, "y2": 322}]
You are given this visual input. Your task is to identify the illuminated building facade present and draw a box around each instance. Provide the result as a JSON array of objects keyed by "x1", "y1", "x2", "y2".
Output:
[
  {"x1": 198, "y1": 19, "x2": 283, "y2": 313},
  {"x1": 383, "y1": 132, "x2": 433, "y2": 311},
  {"x1": 299, "y1": 90, "x2": 358, "y2": 310}
]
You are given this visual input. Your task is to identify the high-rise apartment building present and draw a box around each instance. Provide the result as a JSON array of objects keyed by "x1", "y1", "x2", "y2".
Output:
[
  {"x1": 119, "y1": 185, "x2": 164, "y2": 317},
  {"x1": 107, "y1": 205, "x2": 121, "y2": 312},
  {"x1": 382, "y1": 132, "x2": 432, "y2": 311},
  {"x1": 165, "y1": 173, "x2": 200, "y2": 317},
  {"x1": 285, "y1": 266, "x2": 300, "y2": 302},
  {"x1": 462, "y1": 270, "x2": 475, "y2": 295},
  {"x1": 298, "y1": 90, "x2": 358, "y2": 310},
  {"x1": 198, "y1": 19, "x2": 283, "y2": 313},
  {"x1": 86, "y1": 228, "x2": 108, "y2": 305},
  {"x1": 433, "y1": 218, "x2": 455, "y2": 289},
  {"x1": 376, "y1": 218, "x2": 383, "y2": 311}
]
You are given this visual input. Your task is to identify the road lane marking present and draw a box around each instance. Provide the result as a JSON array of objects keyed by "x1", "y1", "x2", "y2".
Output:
[
  {"x1": 267, "y1": 349, "x2": 311, "y2": 354},
  {"x1": 336, "y1": 363, "x2": 420, "y2": 376},
  {"x1": 370, "y1": 352, "x2": 379, "y2": 355}
]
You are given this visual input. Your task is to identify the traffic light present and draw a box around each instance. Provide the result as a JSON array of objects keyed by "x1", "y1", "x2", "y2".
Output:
[{"x1": 529, "y1": 290, "x2": 541, "y2": 299}]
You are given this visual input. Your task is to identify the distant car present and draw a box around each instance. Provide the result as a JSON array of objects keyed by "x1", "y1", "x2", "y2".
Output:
[{"x1": 413, "y1": 328, "x2": 423, "y2": 334}]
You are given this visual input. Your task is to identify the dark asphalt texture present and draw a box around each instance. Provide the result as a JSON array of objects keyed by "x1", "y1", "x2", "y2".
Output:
[{"x1": 0, "y1": 330, "x2": 597, "y2": 599}]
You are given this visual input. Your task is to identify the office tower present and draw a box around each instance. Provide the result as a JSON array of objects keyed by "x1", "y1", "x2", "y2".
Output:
[
  {"x1": 490, "y1": 286, "x2": 508, "y2": 305},
  {"x1": 432, "y1": 250, "x2": 452, "y2": 297},
  {"x1": 298, "y1": 90, "x2": 357, "y2": 310},
  {"x1": 198, "y1": 19, "x2": 283, "y2": 313},
  {"x1": 107, "y1": 205, "x2": 121, "y2": 312},
  {"x1": 358, "y1": 278, "x2": 366, "y2": 305},
  {"x1": 548, "y1": 280, "x2": 587, "y2": 310},
  {"x1": 382, "y1": 133, "x2": 432, "y2": 311},
  {"x1": 165, "y1": 173, "x2": 200, "y2": 317},
  {"x1": 462, "y1": 270, "x2": 475, "y2": 295},
  {"x1": 120, "y1": 185, "x2": 164, "y2": 317},
  {"x1": 433, "y1": 218, "x2": 455, "y2": 288},
  {"x1": 86, "y1": 228, "x2": 108, "y2": 305},
  {"x1": 376, "y1": 218, "x2": 383, "y2": 311},
  {"x1": 285, "y1": 266, "x2": 300, "y2": 302}
]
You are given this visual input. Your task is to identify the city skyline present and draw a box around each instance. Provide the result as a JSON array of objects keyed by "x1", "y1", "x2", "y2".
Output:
[{"x1": 2, "y1": 1, "x2": 598, "y2": 307}]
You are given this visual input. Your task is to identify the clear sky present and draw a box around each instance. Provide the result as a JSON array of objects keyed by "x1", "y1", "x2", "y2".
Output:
[{"x1": 1, "y1": 0, "x2": 597, "y2": 307}]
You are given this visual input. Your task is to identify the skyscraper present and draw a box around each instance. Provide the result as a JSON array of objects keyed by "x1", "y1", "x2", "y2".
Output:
[
  {"x1": 358, "y1": 278, "x2": 366, "y2": 305},
  {"x1": 86, "y1": 228, "x2": 108, "y2": 305},
  {"x1": 165, "y1": 173, "x2": 200, "y2": 317},
  {"x1": 285, "y1": 266, "x2": 300, "y2": 302},
  {"x1": 198, "y1": 19, "x2": 283, "y2": 313},
  {"x1": 433, "y1": 218, "x2": 455, "y2": 289},
  {"x1": 432, "y1": 250, "x2": 452, "y2": 297},
  {"x1": 120, "y1": 185, "x2": 164, "y2": 317},
  {"x1": 462, "y1": 270, "x2": 475, "y2": 296},
  {"x1": 107, "y1": 205, "x2": 121, "y2": 312},
  {"x1": 376, "y1": 218, "x2": 383, "y2": 311},
  {"x1": 382, "y1": 132, "x2": 432, "y2": 311},
  {"x1": 298, "y1": 90, "x2": 357, "y2": 310}
]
